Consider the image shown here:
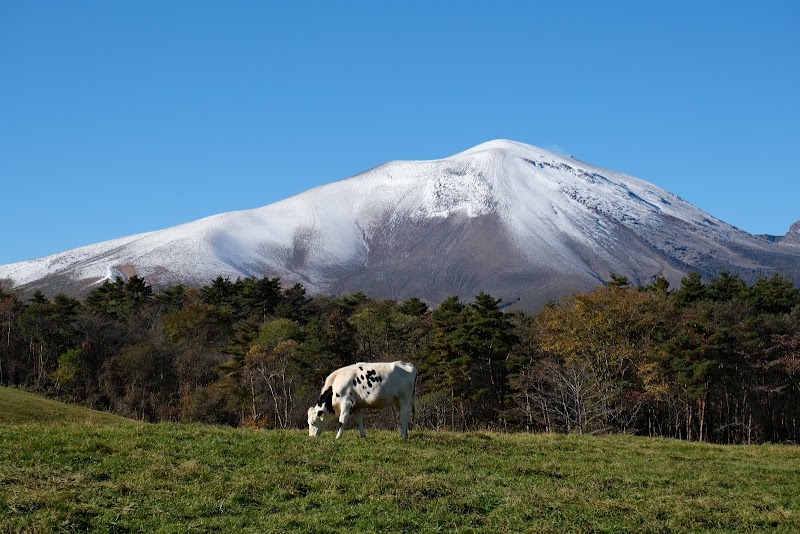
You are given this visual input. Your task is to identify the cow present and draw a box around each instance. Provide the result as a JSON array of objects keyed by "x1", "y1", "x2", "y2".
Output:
[{"x1": 307, "y1": 361, "x2": 417, "y2": 439}]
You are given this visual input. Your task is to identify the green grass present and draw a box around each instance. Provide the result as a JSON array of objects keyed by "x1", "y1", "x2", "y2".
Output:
[
  {"x1": 0, "y1": 386, "x2": 129, "y2": 425},
  {"x1": 1, "y1": 389, "x2": 799, "y2": 532}
]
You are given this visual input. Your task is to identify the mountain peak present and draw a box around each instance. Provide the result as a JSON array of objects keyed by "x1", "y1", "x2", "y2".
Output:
[
  {"x1": 1, "y1": 141, "x2": 798, "y2": 310},
  {"x1": 782, "y1": 220, "x2": 800, "y2": 245},
  {"x1": 464, "y1": 139, "x2": 529, "y2": 151},
  {"x1": 454, "y1": 139, "x2": 545, "y2": 158}
]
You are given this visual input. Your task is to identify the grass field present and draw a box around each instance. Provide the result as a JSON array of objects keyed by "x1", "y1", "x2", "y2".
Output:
[
  {"x1": 0, "y1": 386, "x2": 129, "y2": 425},
  {"x1": 1, "y1": 388, "x2": 799, "y2": 532}
]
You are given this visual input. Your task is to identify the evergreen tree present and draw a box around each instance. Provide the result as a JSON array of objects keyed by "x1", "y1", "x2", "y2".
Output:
[
  {"x1": 83, "y1": 276, "x2": 153, "y2": 319},
  {"x1": 748, "y1": 273, "x2": 799, "y2": 314},
  {"x1": 84, "y1": 279, "x2": 126, "y2": 318},
  {"x1": 641, "y1": 275, "x2": 670, "y2": 295},
  {"x1": 674, "y1": 272, "x2": 706, "y2": 306},
  {"x1": 322, "y1": 307, "x2": 358, "y2": 368},
  {"x1": 156, "y1": 284, "x2": 189, "y2": 312},
  {"x1": 419, "y1": 296, "x2": 473, "y2": 427},
  {"x1": 658, "y1": 302, "x2": 732, "y2": 441},
  {"x1": 707, "y1": 270, "x2": 747, "y2": 302},
  {"x1": 238, "y1": 277, "x2": 282, "y2": 320},
  {"x1": 276, "y1": 283, "x2": 310, "y2": 322},
  {"x1": 422, "y1": 296, "x2": 466, "y2": 390},
  {"x1": 399, "y1": 297, "x2": 429, "y2": 317},
  {"x1": 607, "y1": 273, "x2": 630, "y2": 288},
  {"x1": 460, "y1": 292, "x2": 517, "y2": 417},
  {"x1": 201, "y1": 277, "x2": 237, "y2": 310}
]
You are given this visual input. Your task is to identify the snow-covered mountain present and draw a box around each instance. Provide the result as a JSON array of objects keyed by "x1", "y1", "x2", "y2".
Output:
[{"x1": 2, "y1": 140, "x2": 798, "y2": 309}]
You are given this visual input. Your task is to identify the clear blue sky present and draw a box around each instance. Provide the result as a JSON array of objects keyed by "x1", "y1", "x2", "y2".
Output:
[{"x1": 1, "y1": 1, "x2": 798, "y2": 265}]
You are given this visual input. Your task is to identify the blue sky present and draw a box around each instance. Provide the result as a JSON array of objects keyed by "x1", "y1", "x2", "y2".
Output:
[{"x1": 1, "y1": 1, "x2": 798, "y2": 265}]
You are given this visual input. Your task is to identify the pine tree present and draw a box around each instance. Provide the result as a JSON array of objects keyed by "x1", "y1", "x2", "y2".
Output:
[
  {"x1": 276, "y1": 283, "x2": 310, "y2": 322},
  {"x1": 238, "y1": 277, "x2": 282, "y2": 321},
  {"x1": 674, "y1": 272, "x2": 706, "y2": 306},
  {"x1": 399, "y1": 297, "x2": 429, "y2": 317},
  {"x1": 607, "y1": 273, "x2": 630, "y2": 288},
  {"x1": 462, "y1": 292, "x2": 517, "y2": 414},
  {"x1": 707, "y1": 270, "x2": 747, "y2": 302},
  {"x1": 748, "y1": 273, "x2": 799, "y2": 314}
]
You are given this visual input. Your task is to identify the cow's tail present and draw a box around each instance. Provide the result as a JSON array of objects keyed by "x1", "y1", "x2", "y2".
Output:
[{"x1": 411, "y1": 368, "x2": 418, "y2": 431}]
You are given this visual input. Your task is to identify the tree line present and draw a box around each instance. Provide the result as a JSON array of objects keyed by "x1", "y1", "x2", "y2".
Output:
[{"x1": 1, "y1": 270, "x2": 798, "y2": 443}]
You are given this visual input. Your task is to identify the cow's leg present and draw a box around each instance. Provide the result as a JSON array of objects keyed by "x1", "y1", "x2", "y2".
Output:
[
  {"x1": 336, "y1": 403, "x2": 352, "y2": 439},
  {"x1": 352, "y1": 411, "x2": 366, "y2": 438},
  {"x1": 398, "y1": 398, "x2": 411, "y2": 438}
]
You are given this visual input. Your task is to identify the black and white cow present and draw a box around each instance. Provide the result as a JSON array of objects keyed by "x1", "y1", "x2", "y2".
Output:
[{"x1": 307, "y1": 361, "x2": 417, "y2": 438}]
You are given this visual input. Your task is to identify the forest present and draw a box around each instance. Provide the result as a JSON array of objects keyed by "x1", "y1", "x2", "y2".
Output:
[{"x1": 1, "y1": 270, "x2": 798, "y2": 444}]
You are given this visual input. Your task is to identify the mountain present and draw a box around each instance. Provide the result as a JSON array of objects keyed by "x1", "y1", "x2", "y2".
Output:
[{"x1": 1, "y1": 140, "x2": 798, "y2": 310}]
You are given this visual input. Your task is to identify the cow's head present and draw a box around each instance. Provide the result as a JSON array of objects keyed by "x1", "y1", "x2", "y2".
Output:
[
  {"x1": 307, "y1": 405, "x2": 327, "y2": 437},
  {"x1": 307, "y1": 386, "x2": 334, "y2": 437}
]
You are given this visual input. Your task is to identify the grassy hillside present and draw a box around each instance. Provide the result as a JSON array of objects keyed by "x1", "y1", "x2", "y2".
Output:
[
  {"x1": 0, "y1": 388, "x2": 797, "y2": 531},
  {"x1": 1, "y1": 419, "x2": 798, "y2": 533},
  {"x1": 0, "y1": 386, "x2": 129, "y2": 425}
]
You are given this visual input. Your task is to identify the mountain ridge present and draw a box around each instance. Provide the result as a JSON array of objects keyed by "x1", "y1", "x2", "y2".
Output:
[{"x1": 2, "y1": 140, "x2": 798, "y2": 310}]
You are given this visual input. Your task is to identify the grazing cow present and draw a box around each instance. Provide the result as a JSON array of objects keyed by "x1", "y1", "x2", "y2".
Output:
[{"x1": 307, "y1": 361, "x2": 417, "y2": 438}]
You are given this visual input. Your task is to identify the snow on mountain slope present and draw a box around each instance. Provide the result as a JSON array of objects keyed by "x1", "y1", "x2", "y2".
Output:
[{"x1": 1, "y1": 140, "x2": 798, "y2": 309}]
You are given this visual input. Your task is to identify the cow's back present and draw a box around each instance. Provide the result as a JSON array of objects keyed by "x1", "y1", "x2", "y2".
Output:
[{"x1": 329, "y1": 361, "x2": 416, "y2": 410}]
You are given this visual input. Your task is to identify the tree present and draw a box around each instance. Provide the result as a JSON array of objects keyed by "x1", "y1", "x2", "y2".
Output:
[
  {"x1": 461, "y1": 292, "x2": 517, "y2": 418},
  {"x1": 416, "y1": 293, "x2": 516, "y2": 428},
  {"x1": 123, "y1": 276, "x2": 153, "y2": 314},
  {"x1": 748, "y1": 274, "x2": 798, "y2": 314},
  {"x1": 348, "y1": 300, "x2": 429, "y2": 364},
  {"x1": 241, "y1": 318, "x2": 303, "y2": 428},
  {"x1": 99, "y1": 341, "x2": 180, "y2": 421},
  {"x1": 84, "y1": 279, "x2": 126, "y2": 318},
  {"x1": 181, "y1": 384, "x2": 239, "y2": 426},
  {"x1": 641, "y1": 275, "x2": 670, "y2": 295},
  {"x1": 18, "y1": 293, "x2": 80, "y2": 389},
  {"x1": 530, "y1": 286, "x2": 669, "y2": 433},
  {"x1": 607, "y1": 273, "x2": 630, "y2": 288},
  {"x1": 515, "y1": 356, "x2": 616, "y2": 434},
  {"x1": 654, "y1": 300, "x2": 748, "y2": 442},
  {"x1": 0, "y1": 291, "x2": 24, "y2": 384},
  {"x1": 156, "y1": 284, "x2": 189, "y2": 312},
  {"x1": 674, "y1": 272, "x2": 706, "y2": 307},
  {"x1": 201, "y1": 277, "x2": 237, "y2": 310},
  {"x1": 276, "y1": 283, "x2": 310, "y2": 322},
  {"x1": 163, "y1": 302, "x2": 232, "y2": 348},
  {"x1": 52, "y1": 347, "x2": 92, "y2": 398},
  {"x1": 349, "y1": 303, "x2": 391, "y2": 361},
  {"x1": 84, "y1": 277, "x2": 152, "y2": 318},
  {"x1": 420, "y1": 296, "x2": 468, "y2": 428},
  {"x1": 322, "y1": 306, "x2": 358, "y2": 368},
  {"x1": 707, "y1": 271, "x2": 747, "y2": 302},
  {"x1": 238, "y1": 277, "x2": 282, "y2": 320},
  {"x1": 399, "y1": 297, "x2": 429, "y2": 317}
]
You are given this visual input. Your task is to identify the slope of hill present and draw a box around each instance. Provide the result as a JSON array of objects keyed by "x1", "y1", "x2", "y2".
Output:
[
  {"x1": 1, "y1": 140, "x2": 798, "y2": 309},
  {"x1": 0, "y1": 386, "x2": 130, "y2": 424}
]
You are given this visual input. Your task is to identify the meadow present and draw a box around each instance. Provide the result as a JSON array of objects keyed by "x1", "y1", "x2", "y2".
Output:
[{"x1": 1, "y1": 387, "x2": 799, "y2": 532}]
